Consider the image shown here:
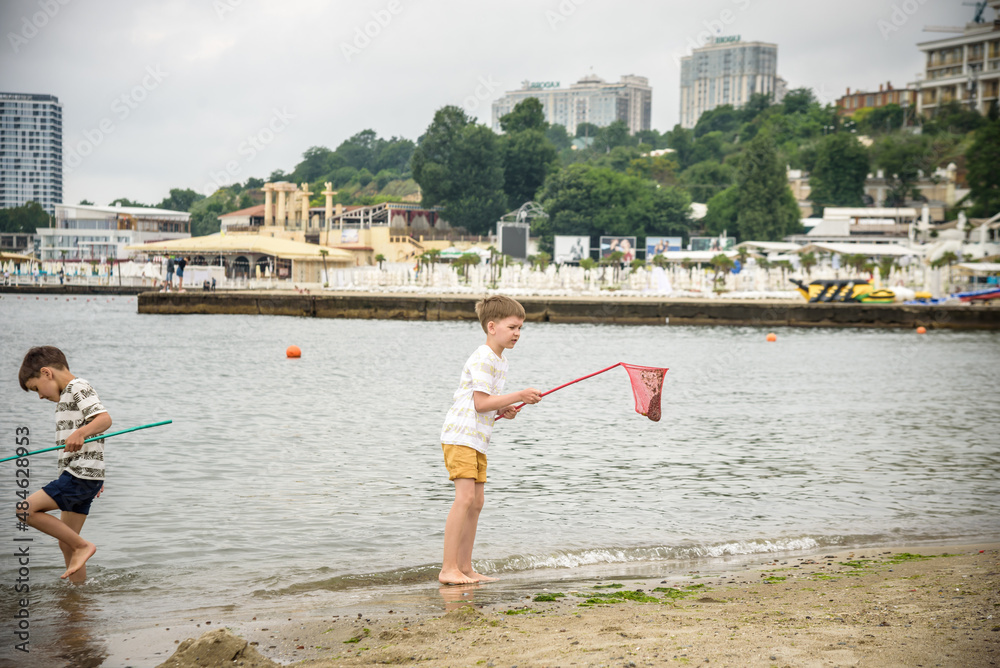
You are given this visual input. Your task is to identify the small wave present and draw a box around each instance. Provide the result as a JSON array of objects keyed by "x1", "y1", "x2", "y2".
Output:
[{"x1": 255, "y1": 534, "x2": 868, "y2": 597}]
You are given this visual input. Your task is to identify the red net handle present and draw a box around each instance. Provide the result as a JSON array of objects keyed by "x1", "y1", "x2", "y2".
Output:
[{"x1": 498, "y1": 363, "x2": 622, "y2": 419}]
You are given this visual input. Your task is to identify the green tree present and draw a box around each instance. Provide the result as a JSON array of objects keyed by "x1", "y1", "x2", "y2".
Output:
[
  {"x1": 109, "y1": 197, "x2": 147, "y2": 207},
  {"x1": 545, "y1": 124, "x2": 572, "y2": 151},
  {"x1": 871, "y1": 133, "x2": 931, "y2": 206},
  {"x1": 0, "y1": 201, "x2": 49, "y2": 233},
  {"x1": 575, "y1": 122, "x2": 600, "y2": 138},
  {"x1": 411, "y1": 106, "x2": 508, "y2": 234},
  {"x1": 799, "y1": 251, "x2": 818, "y2": 277},
  {"x1": 499, "y1": 97, "x2": 547, "y2": 134},
  {"x1": 680, "y1": 160, "x2": 736, "y2": 202},
  {"x1": 710, "y1": 253, "x2": 734, "y2": 289},
  {"x1": 500, "y1": 99, "x2": 558, "y2": 208},
  {"x1": 782, "y1": 88, "x2": 816, "y2": 115},
  {"x1": 735, "y1": 132, "x2": 801, "y2": 241},
  {"x1": 291, "y1": 146, "x2": 340, "y2": 183},
  {"x1": 703, "y1": 184, "x2": 739, "y2": 236},
  {"x1": 809, "y1": 132, "x2": 869, "y2": 215},
  {"x1": 78, "y1": 199, "x2": 94, "y2": 205},
  {"x1": 593, "y1": 120, "x2": 634, "y2": 153},
  {"x1": 534, "y1": 163, "x2": 690, "y2": 252},
  {"x1": 966, "y1": 116, "x2": 1000, "y2": 217},
  {"x1": 877, "y1": 255, "x2": 896, "y2": 281},
  {"x1": 694, "y1": 105, "x2": 741, "y2": 138},
  {"x1": 665, "y1": 124, "x2": 695, "y2": 169},
  {"x1": 157, "y1": 188, "x2": 205, "y2": 212},
  {"x1": 627, "y1": 154, "x2": 679, "y2": 187}
]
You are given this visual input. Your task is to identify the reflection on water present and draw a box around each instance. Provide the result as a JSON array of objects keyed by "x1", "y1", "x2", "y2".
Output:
[
  {"x1": 438, "y1": 583, "x2": 480, "y2": 611},
  {"x1": 1, "y1": 296, "x2": 998, "y2": 664}
]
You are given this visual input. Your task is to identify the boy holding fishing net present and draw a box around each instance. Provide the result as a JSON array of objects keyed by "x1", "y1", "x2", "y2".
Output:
[
  {"x1": 439, "y1": 296, "x2": 542, "y2": 585},
  {"x1": 16, "y1": 346, "x2": 112, "y2": 582}
]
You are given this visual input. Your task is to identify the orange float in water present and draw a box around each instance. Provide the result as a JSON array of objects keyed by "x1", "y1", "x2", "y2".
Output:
[
  {"x1": 916, "y1": 326, "x2": 927, "y2": 334},
  {"x1": 286, "y1": 345, "x2": 301, "y2": 358},
  {"x1": 766, "y1": 333, "x2": 777, "y2": 342}
]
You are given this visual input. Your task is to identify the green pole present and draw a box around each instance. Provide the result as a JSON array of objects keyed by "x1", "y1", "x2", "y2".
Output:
[{"x1": 1, "y1": 420, "x2": 172, "y2": 464}]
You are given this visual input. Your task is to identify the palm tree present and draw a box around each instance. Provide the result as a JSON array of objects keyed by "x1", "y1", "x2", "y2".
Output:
[
  {"x1": 710, "y1": 253, "x2": 734, "y2": 290},
  {"x1": 457, "y1": 252, "x2": 480, "y2": 284},
  {"x1": 877, "y1": 256, "x2": 896, "y2": 284},
  {"x1": 600, "y1": 250, "x2": 624, "y2": 283},
  {"x1": 651, "y1": 254, "x2": 669, "y2": 270},
  {"x1": 579, "y1": 257, "x2": 597, "y2": 271},
  {"x1": 319, "y1": 248, "x2": 329, "y2": 286},
  {"x1": 799, "y1": 251, "x2": 818, "y2": 277},
  {"x1": 374, "y1": 253, "x2": 386, "y2": 270}
]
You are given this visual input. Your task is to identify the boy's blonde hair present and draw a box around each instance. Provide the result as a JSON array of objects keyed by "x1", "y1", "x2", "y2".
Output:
[{"x1": 475, "y1": 295, "x2": 525, "y2": 333}]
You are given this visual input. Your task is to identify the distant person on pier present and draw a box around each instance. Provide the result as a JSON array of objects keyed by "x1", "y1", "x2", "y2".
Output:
[
  {"x1": 175, "y1": 256, "x2": 188, "y2": 291},
  {"x1": 164, "y1": 256, "x2": 175, "y2": 292}
]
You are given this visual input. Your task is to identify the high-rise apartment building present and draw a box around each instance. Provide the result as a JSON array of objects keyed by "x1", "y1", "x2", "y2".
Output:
[
  {"x1": 491, "y1": 74, "x2": 652, "y2": 136},
  {"x1": 679, "y1": 37, "x2": 779, "y2": 129},
  {"x1": 911, "y1": 0, "x2": 1000, "y2": 118},
  {"x1": 0, "y1": 92, "x2": 63, "y2": 215}
]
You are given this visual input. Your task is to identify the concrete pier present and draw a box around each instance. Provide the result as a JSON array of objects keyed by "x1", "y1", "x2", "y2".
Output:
[{"x1": 135, "y1": 291, "x2": 1000, "y2": 329}]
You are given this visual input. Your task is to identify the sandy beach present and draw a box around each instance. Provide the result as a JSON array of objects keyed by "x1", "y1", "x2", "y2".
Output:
[{"x1": 144, "y1": 543, "x2": 998, "y2": 668}]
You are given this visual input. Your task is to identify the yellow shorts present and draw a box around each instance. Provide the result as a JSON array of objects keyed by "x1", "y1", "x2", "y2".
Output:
[{"x1": 441, "y1": 443, "x2": 487, "y2": 483}]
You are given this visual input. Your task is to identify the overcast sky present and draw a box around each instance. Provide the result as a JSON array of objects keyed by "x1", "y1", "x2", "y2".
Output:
[{"x1": 1, "y1": 0, "x2": 971, "y2": 207}]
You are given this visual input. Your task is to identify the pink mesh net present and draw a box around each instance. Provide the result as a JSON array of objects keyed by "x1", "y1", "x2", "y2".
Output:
[{"x1": 621, "y1": 363, "x2": 667, "y2": 422}]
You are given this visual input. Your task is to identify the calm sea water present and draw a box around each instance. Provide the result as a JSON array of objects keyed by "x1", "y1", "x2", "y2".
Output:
[{"x1": 1, "y1": 295, "x2": 998, "y2": 665}]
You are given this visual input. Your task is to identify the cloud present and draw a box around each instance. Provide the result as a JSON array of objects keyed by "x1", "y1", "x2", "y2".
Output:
[{"x1": 0, "y1": 0, "x2": 970, "y2": 206}]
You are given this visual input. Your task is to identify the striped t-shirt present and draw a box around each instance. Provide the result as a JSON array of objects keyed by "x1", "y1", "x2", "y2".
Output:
[
  {"x1": 55, "y1": 378, "x2": 108, "y2": 480},
  {"x1": 440, "y1": 345, "x2": 508, "y2": 454}
]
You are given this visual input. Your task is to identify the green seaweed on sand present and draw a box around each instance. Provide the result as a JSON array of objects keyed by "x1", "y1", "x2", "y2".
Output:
[
  {"x1": 653, "y1": 584, "x2": 707, "y2": 600},
  {"x1": 577, "y1": 589, "x2": 660, "y2": 606},
  {"x1": 592, "y1": 583, "x2": 625, "y2": 589},
  {"x1": 504, "y1": 608, "x2": 540, "y2": 615},
  {"x1": 343, "y1": 628, "x2": 370, "y2": 644},
  {"x1": 763, "y1": 576, "x2": 787, "y2": 584},
  {"x1": 533, "y1": 592, "x2": 566, "y2": 602}
]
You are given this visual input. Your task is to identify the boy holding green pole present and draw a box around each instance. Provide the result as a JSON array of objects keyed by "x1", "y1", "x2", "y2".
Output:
[{"x1": 17, "y1": 346, "x2": 112, "y2": 582}]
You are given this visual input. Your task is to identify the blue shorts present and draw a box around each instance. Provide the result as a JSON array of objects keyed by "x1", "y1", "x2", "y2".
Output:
[{"x1": 42, "y1": 472, "x2": 104, "y2": 515}]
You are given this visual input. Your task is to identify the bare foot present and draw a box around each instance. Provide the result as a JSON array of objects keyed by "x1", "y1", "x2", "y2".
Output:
[
  {"x1": 438, "y1": 568, "x2": 477, "y2": 585},
  {"x1": 469, "y1": 572, "x2": 498, "y2": 582},
  {"x1": 61, "y1": 542, "x2": 96, "y2": 579}
]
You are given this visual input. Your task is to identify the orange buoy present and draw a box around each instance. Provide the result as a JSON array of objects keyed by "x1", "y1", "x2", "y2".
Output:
[
  {"x1": 766, "y1": 333, "x2": 777, "y2": 342},
  {"x1": 286, "y1": 345, "x2": 301, "y2": 358},
  {"x1": 916, "y1": 326, "x2": 926, "y2": 334}
]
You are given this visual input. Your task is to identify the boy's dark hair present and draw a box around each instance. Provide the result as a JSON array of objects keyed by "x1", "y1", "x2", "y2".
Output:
[
  {"x1": 475, "y1": 295, "x2": 526, "y2": 333},
  {"x1": 19, "y1": 346, "x2": 69, "y2": 391}
]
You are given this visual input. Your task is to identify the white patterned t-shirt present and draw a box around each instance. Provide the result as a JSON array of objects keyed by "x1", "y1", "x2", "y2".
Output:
[
  {"x1": 440, "y1": 345, "x2": 508, "y2": 453},
  {"x1": 55, "y1": 378, "x2": 108, "y2": 480}
]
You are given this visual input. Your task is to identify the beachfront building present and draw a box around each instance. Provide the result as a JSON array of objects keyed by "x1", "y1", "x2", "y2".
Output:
[
  {"x1": 36, "y1": 203, "x2": 190, "y2": 261},
  {"x1": 490, "y1": 74, "x2": 652, "y2": 136},
  {"x1": 679, "y1": 37, "x2": 780, "y2": 129},
  {"x1": 836, "y1": 81, "x2": 917, "y2": 118},
  {"x1": 126, "y1": 234, "x2": 354, "y2": 283},
  {"x1": 0, "y1": 92, "x2": 63, "y2": 215},
  {"x1": 218, "y1": 181, "x2": 451, "y2": 265},
  {"x1": 911, "y1": 1, "x2": 1000, "y2": 117},
  {"x1": 790, "y1": 164, "x2": 964, "y2": 221}
]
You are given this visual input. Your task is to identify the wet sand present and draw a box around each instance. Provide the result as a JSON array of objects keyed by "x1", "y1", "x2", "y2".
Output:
[{"x1": 139, "y1": 543, "x2": 998, "y2": 668}]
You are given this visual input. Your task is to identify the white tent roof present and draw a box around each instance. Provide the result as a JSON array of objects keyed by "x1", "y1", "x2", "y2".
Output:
[
  {"x1": 958, "y1": 262, "x2": 1000, "y2": 272},
  {"x1": 796, "y1": 242, "x2": 924, "y2": 257},
  {"x1": 735, "y1": 241, "x2": 802, "y2": 253}
]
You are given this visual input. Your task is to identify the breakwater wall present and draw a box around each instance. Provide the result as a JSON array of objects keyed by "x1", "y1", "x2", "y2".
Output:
[
  {"x1": 1, "y1": 285, "x2": 146, "y2": 296},
  {"x1": 135, "y1": 291, "x2": 1000, "y2": 329}
]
